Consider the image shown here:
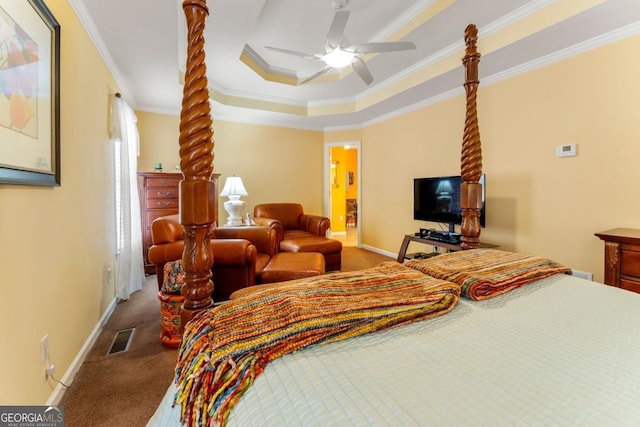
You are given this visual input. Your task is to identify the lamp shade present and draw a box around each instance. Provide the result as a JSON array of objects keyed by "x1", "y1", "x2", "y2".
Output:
[{"x1": 220, "y1": 176, "x2": 248, "y2": 197}]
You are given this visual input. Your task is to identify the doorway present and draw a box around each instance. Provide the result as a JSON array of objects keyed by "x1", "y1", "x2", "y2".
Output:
[{"x1": 324, "y1": 141, "x2": 361, "y2": 247}]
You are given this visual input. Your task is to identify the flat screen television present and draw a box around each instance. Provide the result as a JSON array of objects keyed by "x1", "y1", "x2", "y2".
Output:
[{"x1": 413, "y1": 175, "x2": 485, "y2": 232}]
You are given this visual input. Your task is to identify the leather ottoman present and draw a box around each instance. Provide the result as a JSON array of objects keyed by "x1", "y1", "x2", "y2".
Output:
[
  {"x1": 279, "y1": 236, "x2": 342, "y2": 271},
  {"x1": 259, "y1": 252, "x2": 325, "y2": 284}
]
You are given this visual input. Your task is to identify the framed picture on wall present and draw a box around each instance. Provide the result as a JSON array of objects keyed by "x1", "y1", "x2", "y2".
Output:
[{"x1": 0, "y1": 0, "x2": 61, "y2": 186}]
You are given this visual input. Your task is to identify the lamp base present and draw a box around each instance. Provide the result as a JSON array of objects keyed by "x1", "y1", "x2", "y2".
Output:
[{"x1": 223, "y1": 197, "x2": 245, "y2": 226}]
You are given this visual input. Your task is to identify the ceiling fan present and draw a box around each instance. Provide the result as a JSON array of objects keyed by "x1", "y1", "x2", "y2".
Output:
[{"x1": 265, "y1": 2, "x2": 416, "y2": 85}]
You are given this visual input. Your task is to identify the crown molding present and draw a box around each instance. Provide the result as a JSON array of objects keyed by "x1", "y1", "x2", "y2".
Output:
[{"x1": 68, "y1": 0, "x2": 134, "y2": 105}]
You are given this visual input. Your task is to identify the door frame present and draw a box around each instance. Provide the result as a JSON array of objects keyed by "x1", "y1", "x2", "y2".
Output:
[{"x1": 324, "y1": 141, "x2": 361, "y2": 246}]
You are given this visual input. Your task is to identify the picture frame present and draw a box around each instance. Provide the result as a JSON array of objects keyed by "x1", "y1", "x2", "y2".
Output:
[{"x1": 0, "y1": 0, "x2": 60, "y2": 186}]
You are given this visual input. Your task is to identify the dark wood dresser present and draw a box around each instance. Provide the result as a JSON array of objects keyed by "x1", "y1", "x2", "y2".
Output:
[
  {"x1": 138, "y1": 172, "x2": 220, "y2": 274},
  {"x1": 138, "y1": 172, "x2": 182, "y2": 274},
  {"x1": 595, "y1": 228, "x2": 640, "y2": 293}
]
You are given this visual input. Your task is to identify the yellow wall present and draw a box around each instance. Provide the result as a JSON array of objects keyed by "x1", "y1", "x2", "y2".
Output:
[
  {"x1": 345, "y1": 149, "x2": 358, "y2": 201},
  {"x1": 358, "y1": 35, "x2": 640, "y2": 281},
  {"x1": 329, "y1": 146, "x2": 347, "y2": 232},
  {"x1": 0, "y1": 0, "x2": 119, "y2": 404},
  {"x1": 328, "y1": 146, "x2": 358, "y2": 233},
  {"x1": 137, "y1": 113, "x2": 326, "y2": 219},
  {"x1": 140, "y1": 35, "x2": 640, "y2": 284}
]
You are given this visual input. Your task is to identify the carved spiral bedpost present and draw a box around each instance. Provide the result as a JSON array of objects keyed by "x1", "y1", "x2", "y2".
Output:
[
  {"x1": 179, "y1": 0, "x2": 216, "y2": 327},
  {"x1": 460, "y1": 24, "x2": 483, "y2": 250}
]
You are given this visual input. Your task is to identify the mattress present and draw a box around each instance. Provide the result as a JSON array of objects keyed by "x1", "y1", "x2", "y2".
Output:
[{"x1": 148, "y1": 274, "x2": 640, "y2": 426}]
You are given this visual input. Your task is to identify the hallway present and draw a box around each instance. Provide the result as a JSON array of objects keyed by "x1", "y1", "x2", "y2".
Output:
[{"x1": 333, "y1": 227, "x2": 357, "y2": 247}]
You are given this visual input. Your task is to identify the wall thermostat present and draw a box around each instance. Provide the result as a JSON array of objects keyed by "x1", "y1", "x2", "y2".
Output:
[{"x1": 556, "y1": 143, "x2": 577, "y2": 157}]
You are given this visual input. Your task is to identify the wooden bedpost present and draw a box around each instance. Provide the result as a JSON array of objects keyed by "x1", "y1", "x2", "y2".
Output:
[
  {"x1": 179, "y1": 0, "x2": 216, "y2": 327},
  {"x1": 460, "y1": 24, "x2": 483, "y2": 250}
]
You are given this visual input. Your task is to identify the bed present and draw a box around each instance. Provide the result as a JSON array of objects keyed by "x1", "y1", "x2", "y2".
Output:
[
  {"x1": 150, "y1": 271, "x2": 640, "y2": 426},
  {"x1": 148, "y1": 2, "x2": 640, "y2": 426}
]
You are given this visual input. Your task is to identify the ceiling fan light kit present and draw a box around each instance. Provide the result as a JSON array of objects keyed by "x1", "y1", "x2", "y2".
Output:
[
  {"x1": 323, "y1": 48, "x2": 354, "y2": 68},
  {"x1": 266, "y1": 4, "x2": 415, "y2": 85}
]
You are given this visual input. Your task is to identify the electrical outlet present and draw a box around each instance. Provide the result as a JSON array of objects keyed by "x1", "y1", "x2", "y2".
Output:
[
  {"x1": 46, "y1": 364, "x2": 56, "y2": 377},
  {"x1": 40, "y1": 335, "x2": 49, "y2": 363},
  {"x1": 105, "y1": 265, "x2": 113, "y2": 286}
]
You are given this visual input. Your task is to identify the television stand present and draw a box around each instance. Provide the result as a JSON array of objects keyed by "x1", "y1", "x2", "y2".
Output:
[{"x1": 396, "y1": 234, "x2": 498, "y2": 263}]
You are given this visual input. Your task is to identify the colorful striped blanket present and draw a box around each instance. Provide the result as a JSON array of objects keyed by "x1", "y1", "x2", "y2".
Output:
[
  {"x1": 174, "y1": 262, "x2": 460, "y2": 427},
  {"x1": 406, "y1": 249, "x2": 572, "y2": 300}
]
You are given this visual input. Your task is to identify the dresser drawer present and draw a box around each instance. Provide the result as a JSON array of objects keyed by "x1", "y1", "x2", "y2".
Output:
[
  {"x1": 147, "y1": 177, "x2": 181, "y2": 188},
  {"x1": 621, "y1": 250, "x2": 640, "y2": 278},
  {"x1": 147, "y1": 187, "x2": 179, "y2": 199},
  {"x1": 146, "y1": 198, "x2": 179, "y2": 210},
  {"x1": 620, "y1": 277, "x2": 640, "y2": 294}
]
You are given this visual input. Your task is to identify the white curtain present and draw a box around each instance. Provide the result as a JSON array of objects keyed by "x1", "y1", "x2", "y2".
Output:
[{"x1": 110, "y1": 94, "x2": 144, "y2": 300}]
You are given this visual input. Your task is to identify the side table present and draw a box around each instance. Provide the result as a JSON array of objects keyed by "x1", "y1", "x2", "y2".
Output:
[{"x1": 595, "y1": 228, "x2": 640, "y2": 293}]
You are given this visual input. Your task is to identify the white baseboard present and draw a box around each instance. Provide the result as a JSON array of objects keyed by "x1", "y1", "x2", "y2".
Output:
[
  {"x1": 46, "y1": 297, "x2": 117, "y2": 405},
  {"x1": 360, "y1": 243, "x2": 397, "y2": 259}
]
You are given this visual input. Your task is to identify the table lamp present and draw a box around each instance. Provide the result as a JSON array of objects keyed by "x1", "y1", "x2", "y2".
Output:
[{"x1": 220, "y1": 175, "x2": 248, "y2": 226}]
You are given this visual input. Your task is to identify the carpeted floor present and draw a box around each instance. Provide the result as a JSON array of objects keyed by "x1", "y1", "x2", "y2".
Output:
[{"x1": 59, "y1": 246, "x2": 393, "y2": 426}]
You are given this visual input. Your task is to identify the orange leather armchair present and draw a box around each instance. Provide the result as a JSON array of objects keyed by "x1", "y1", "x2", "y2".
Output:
[
  {"x1": 254, "y1": 203, "x2": 342, "y2": 271},
  {"x1": 254, "y1": 203, "x2": 331, "y2": 241},
  {"x1": 148, "y1": 215, "x2": 276, "y2": 301}
]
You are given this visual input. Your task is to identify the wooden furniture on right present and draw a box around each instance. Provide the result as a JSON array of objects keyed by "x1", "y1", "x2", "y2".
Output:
[{"x1": 595, "y1": 228, "x2": 640, "y2": 293}]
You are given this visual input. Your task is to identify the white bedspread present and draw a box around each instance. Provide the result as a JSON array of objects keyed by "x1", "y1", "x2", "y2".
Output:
[{"x1": 148, "y1": 274, "x2": 640, "y2": 426}]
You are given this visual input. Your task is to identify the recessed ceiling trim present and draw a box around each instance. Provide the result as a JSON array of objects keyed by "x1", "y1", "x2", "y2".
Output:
[
  {"x1": 191, "y1": 0, "x2": 573, "y2": 114},
  {"x1": 372, "y1": 0, "x2": 454, "y2": 42},
  {"x1": 204, "y1": 0, "x2": 573, "y2": 116},
  {"x1": 212, "y1": 22, "x2": 640, "y2": 134},
  {"x1": 482, "y1": 21, "x2": 640, "y2": 88},
  {"x1": 240, "y1": 0, "x2": 451, "y2": 87},
  {"x1": 326, "y1": 21, "x2": 640, "y2": 132},
  {"x1": 236, "y1": 0, "x2": 610, "y2": 117},
  {"x1": 240, "y1": 45, "x2": 344, "y2": 86},
  {"x1": 179, "y1": 70, "x2": 309, "y2": 108},
  {"x1": 480, "y1": 0, "x2": 557, "y2": 39},
  {"x1": 478, "y1": 0, "x2": 606, "y2": 54},
  {"x1": 241, "y1": 45, "x2": 298, "y2": 79}
]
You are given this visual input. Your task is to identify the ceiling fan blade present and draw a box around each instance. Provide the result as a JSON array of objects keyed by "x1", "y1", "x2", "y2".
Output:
[
  {"x1": 326, "y1": 10, "x2": 350, "y2": 49},
  {"x1": 351, "y1": 56, "x2": 373, "y2": 85},
  {"x1": 299, "y1": 66, "x2": 334, "y2": 84},
  {"x1": 265, "y1": 46, "x2": 320, "y2": 60},
  {"x1": 349, "y1": 41, "x2": 416, "y2": 54}
]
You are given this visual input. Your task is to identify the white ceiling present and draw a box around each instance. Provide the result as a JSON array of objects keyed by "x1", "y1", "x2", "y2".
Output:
[{"x1": 69, "y1": 0, "x2": 640, "y2": 130}]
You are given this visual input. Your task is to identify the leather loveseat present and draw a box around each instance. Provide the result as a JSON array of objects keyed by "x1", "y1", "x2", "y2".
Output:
[{"x1": 254, "y1": 203, "x2": 342, "y2": 271}]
